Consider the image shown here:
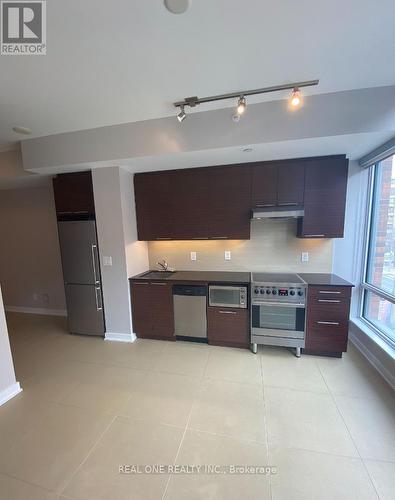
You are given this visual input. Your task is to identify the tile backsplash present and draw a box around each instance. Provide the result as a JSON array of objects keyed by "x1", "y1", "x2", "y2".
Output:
[{"x1": 148, "y1": 219, "x2": 333, "y2": 273}]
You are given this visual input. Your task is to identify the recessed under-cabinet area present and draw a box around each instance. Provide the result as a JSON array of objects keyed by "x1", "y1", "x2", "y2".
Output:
[{"x1": 134, "y1": 155, "x2": 348, "y2": 241}]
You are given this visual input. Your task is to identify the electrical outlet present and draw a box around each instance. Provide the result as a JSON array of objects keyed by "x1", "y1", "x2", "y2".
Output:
[
  {"x1": 301, "y1": 252, "x2": 309, "y2": 263},
  {"x1": 224, "y1": 251, "x2": 231, "y2": 261},
  {"x1": 103, "y1": 256, "x2": 113, "y2": 266},
  {"x1": 190, "y1": 251, "x2": 197, "y2": 261}
]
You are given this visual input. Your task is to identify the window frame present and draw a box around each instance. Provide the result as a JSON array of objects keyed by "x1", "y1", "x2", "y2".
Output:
[{"x1": 360, "y1": 157, "x2": 395, "y2": 347}]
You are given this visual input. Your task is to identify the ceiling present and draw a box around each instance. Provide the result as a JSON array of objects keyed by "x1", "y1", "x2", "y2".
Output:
[{"x1": 1, "y1": 0, "x2": 395, "y2": 151}]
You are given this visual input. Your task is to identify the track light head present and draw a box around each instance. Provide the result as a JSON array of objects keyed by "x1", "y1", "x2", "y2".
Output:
[
  {"x1": 177, "y1": 106, "x2": 186, "y2": 122},
  {"x1": 290, "y1": 88, "x2": 302, "y2": 107},
  {"x1": 236, "y1": 96, "x2": 246, "y2": 115}
]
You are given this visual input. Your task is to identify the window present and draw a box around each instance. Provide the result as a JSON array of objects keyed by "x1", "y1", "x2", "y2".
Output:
[{"x1": 362, "y1": 154, "x2": 395, "y2": 345}]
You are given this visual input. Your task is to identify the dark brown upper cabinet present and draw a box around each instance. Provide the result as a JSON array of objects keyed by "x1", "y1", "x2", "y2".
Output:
[
  {"x1": 251, "y1": 161, "x2": 305, "y2": 207},
  {"x1": 297, "y1": 157, "x2": 348, "y2": 238},
  {"x1": 134, "y1": 171, "x2": 175, "y2": 241},
  {"x1": 53, "y1": 171, "x2": 95, "y2": 218}
]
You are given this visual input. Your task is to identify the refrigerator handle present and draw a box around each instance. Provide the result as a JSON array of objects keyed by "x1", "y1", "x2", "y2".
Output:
[
  {"x1": 91, "y1": 244, "x2": 99, "y2": 284},
  {"x1": 95, "y1": 287, "x2": 103, "y2": 311}
]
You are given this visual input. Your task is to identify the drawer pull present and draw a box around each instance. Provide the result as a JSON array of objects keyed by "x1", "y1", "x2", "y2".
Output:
[
  {"x1": 134, "y1": 282, "x2": 149, "y2": 285},
  {"x1": 305, "y1": 234, "x2": 325, "y2": 237},
  {"x1": 156, "y1": 238, "x2": 171, "y2": 240},
  {"x1": 317, "y1": 321, "x2": 340, "y2": 326},
  {"x1": 219, "y1": 310, "x2": 237, "y2": 314},
  {"x1": 152, "y1": 282, "x2": 167, "y2": 286},
  {"x1": 211, "y1": 236, "x2": 228, "y2": 239},
  {"x1": 318, "y1": 299, "x2": 341, "y2": 303},
  {"x1": 256, "y1": 203, "x2": 275, "y2": 207},
  {"x1": 278, "y1": 202, "x2": 298, "y2": 206},
  {"x1": 319, "y1": 291, "x2": 341, "y2": 295}
]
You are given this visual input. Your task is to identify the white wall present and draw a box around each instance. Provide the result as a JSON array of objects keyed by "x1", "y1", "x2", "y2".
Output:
[
  {"x1": 0, "y1": 183, "x2": 66, "y2": 313},
  {"x1": 149, "y1": 219, "x2": 333, "y2": 273},
  {"x1": 92, "y1": 167, "x2": 148, "y2": 341},
  {"x1": 0, "y1": 286, "x2": 21, "y2": 406}
]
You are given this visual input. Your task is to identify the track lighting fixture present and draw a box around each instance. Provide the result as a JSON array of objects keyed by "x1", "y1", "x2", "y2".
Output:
[
  {"x1": 236, "y1": 96, "x2": 246, "y2": 115},
  {"x1": 290, "y1": 88, "x2": 301, "y2": 107},
  {"x1": 177, "y1": 105, "x2": 186, "y2": 122},
  {"x1": 174, "y1": 79, "x2": 318, "y2": 122}
]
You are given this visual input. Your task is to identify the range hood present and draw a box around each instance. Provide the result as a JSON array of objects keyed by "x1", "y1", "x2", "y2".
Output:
[{"x1": 251, "y1": 206, "x2": 304, "y2": 220}]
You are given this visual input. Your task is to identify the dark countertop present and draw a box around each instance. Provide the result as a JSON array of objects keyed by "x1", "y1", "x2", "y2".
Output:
[
  {"x1": 130, "y1": 270, "x2": 251, "y2": 284},
  {"x1": 299, "y1": 273, "x2": 354, "y2": 287}
]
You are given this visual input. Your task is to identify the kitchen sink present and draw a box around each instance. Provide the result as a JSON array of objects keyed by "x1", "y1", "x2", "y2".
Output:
[{"x1": 140, "y1": 271, "x2": 176, "y2": 280}]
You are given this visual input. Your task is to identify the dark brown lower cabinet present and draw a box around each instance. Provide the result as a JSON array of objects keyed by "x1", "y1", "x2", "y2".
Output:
[
  {"x1": 130, "y1": 281, "x2": 175, "y2": 340},
  {"x1": 303, "y1": 285, "x2": 352, "y2": 357},
  {"x1": 207, "y1": 307, "x2": 249, "y2": 348}
]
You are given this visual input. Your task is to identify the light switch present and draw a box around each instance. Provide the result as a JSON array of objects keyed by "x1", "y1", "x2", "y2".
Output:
[
  {"x1": 103, "y1": 256, "x2": 113, "y2": 266},
  {"x1": 224, "y1": 251, "x2": 231, "y2": 261},
  {"x1": 301, "y1": 252, "x2": 309, "y2": 263},
  {"x1": 190, "y1": 251, "x2": 197, "y2": 261}
]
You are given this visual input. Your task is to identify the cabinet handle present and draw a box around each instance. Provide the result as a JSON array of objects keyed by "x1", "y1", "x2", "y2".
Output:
[
  {"x1": 134, "y1": 282, "x2": 149, "y2": 285},
  {"x1": 192, "y1": 237, "x2": 209, "y2": 240},
  {"x1": 304, "y1": 234, "x2": 326, "y2": 238},
  {"x1": 256, "y1": 203, "x2": 275, "y2": 207},
  {"x1": 95, "y1": 287, "x2": 103, "y2": 311},
  {"x1": 91, "y1": 244, "x2": 99, "y2": 284},
  {"x1": 211, "y1": 236, "x2": 228, "y2": 239},
  {"x1": 319, "y1": 291, "x2": 341, "y2": 295},
  {"x1": 317, "y1": 321, "x2": 340, "y2": 326},
  {"x1": 219, "y1": 310, "x2": 237, "y2": 314},
  {"x1": 278, "y1": 202, "x2": 298, "y2": 206},
  {"x1": 151, "y1": 282, "x2": 167, "y2": 286},
  {"x1": 318, "y1": 299, "x2": 341, "y2": 303},
  {"x1": 156, "y1": 238, "x2": 171, "y2": 240}
]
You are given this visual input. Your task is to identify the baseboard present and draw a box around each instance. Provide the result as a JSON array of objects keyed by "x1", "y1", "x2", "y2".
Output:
[
  {"x1": 104, "y1": 332, "x2": 136, "y2": 343},
  {"x1": 5, "y1": 306, "x2": 67, "y2": 317},
  {"x1": 349, "y1": 330, "x2": 395, "y2": 390},
  {"x1": 0, "y1": 382, "x2": 22, "y2": 407}
]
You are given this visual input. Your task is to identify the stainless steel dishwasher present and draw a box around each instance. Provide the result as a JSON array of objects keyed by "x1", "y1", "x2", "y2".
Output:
[{"x1": 173, "y1": 285, "x2": 207, "y2": 339}]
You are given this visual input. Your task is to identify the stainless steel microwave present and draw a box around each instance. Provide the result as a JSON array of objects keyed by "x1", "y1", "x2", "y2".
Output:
[{"x1": 209, "y1": 285, "x2": 247, "y2": 309}]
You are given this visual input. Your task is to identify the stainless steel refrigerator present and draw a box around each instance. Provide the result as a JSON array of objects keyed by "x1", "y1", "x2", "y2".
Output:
[{"x1": 58, "y1": 220, "x2": 105, "y2": 336}]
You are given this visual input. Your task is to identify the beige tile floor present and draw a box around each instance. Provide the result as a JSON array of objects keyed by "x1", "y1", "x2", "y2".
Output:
[{"x1": 1, "y1": 312, "x2": 394, "y2": 500}]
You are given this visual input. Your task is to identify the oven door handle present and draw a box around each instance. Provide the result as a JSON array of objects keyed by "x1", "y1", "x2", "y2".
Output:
[{"x1": 252, "y1": 301, "x2": 305, "y2": 308}]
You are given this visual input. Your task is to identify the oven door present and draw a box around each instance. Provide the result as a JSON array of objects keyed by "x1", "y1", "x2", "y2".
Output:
[
  {"x1": 209, "y1": 286, "x2": 246, "y2": 309},
  {"x1": 251, "y1": 302, "x2": 305, "y2": 339}
]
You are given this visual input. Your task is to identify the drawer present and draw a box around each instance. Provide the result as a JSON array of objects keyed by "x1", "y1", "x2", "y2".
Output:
[
  {"x1": 207, "y1": 307, "x2": 249, "y2": 348},
  {"x1": 306, "y1": 317, "x2": 349, "y2": 352},
  {"x1": 308, "y1": 303, "x2": 350, "y2": 322},
  {"x1": 307, "y1": 286, "x2": 352, "y2": 300}
]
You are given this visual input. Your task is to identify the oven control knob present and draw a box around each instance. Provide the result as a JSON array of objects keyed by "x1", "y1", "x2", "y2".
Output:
[
  {"x1": 254, "y1": 288, "x2": 260, "y2": 294},
  {"x1": 272, "y1": 290, "x2": 277, "y2": 295},
  {"x1": 290, "y1": 290, "x2": 295, "y2": 296},
  {"x1": 260, "y1": 288, "x2": 265, "y2": 294},
  {"x1": 266, "y1": 289, "x2": 271, "y2": 295},
  {"x1": 298, "y1": 290, "x2": 304, "y2": 296}
]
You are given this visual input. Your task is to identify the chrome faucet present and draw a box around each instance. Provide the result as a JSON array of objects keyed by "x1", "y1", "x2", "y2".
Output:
[{"x1": 157, "y1": 259, "x2": 169, "y2": 271}]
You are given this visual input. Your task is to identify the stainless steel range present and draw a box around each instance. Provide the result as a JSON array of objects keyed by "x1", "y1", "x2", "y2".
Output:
[{"x1": 250, "y1": 273, "x2": 307, "y2": 357}]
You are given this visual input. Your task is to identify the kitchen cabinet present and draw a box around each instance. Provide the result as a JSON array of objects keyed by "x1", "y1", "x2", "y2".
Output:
[
  {"x1": 207, "y1": 306, "x2": 249, "y2": 348},
  {"x1": 134, "y1": 172, "x2": 175, "y2": 241},
  {"x1": 53, "y1": 171, "x2": 95, "y2": 218},
  {"x1": 134, "y1": 164, "x2": 251, "y2": 240},
  {"x1": 297, "y1": 157, "x2": 348, "y2": 238},
  {"x1": 304, "y1": 285, "x2": 352, "y2": 357},
  {"x1": 251, "y1": 161, "x2": 305, "y2": 208},
  {"x1": 130, "y1": 281, "x2": 175, "y2": 340}
]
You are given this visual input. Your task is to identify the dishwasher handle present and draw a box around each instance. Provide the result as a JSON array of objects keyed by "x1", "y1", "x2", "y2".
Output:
[{"x1": 172, "y1": 285, "x2": 207, "y2": 297}]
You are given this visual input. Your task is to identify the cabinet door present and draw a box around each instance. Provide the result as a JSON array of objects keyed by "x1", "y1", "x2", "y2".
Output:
[
  {"x1": 134, "y1": 172, "x2": 175, "y2": 240},
  {"x1": 150, "y1": 282, "x2": 175, "y2": 339},
  {"x1": 298, "y1": 158, "x2": 348, "y2": 238},
  {"x1": 208, "y1": 165, "x2": 251, "y2": 239},
  {"x1": 207, "y1": 307, "x2": 249, "y2": 348},
  {"x1": 171, "y1": 169, "x2": 210, "y2": 240},
  {"x1": 130, "y1": 282, "x2": 152, "y2": 337},
  {"x1": 53, "y1": 171, "x2": 95, "y2": 217},
  {"x1": 251, "y1": 164, "x2": 277, "y2": 207},
  {"x1": 277, "y1": 162, "x2": 305, "y2": 206}
]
